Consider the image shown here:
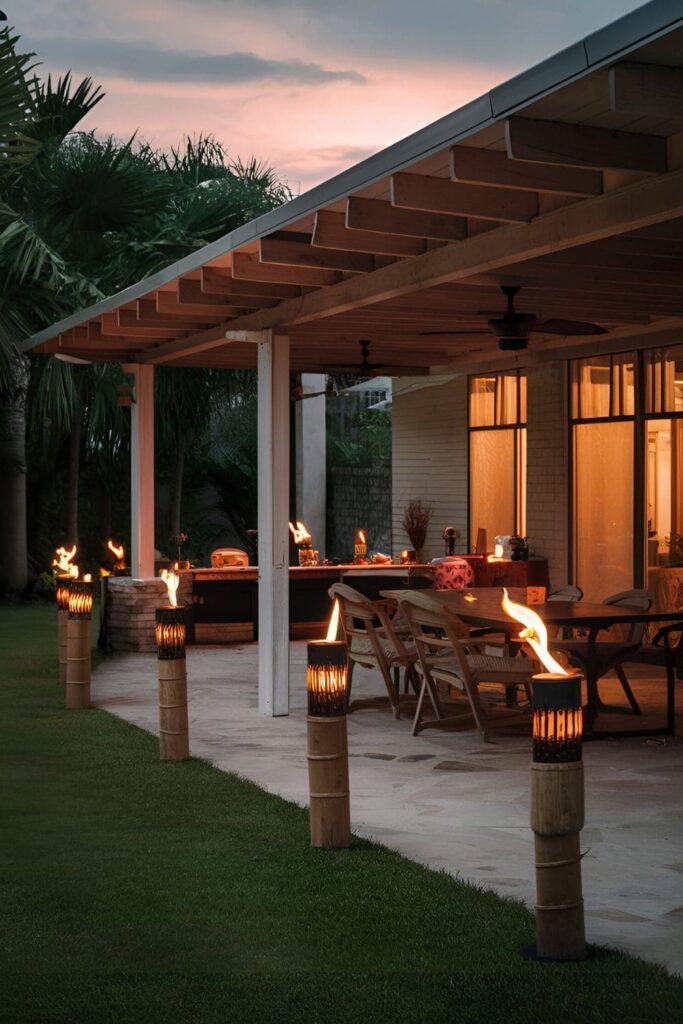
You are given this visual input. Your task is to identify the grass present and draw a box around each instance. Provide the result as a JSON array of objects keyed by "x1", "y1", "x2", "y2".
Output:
[{"x1": 1, "y1": 603, "x2": 682, "y2": 1024}]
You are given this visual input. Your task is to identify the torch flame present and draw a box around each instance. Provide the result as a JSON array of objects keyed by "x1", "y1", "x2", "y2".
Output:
[
  {"x1": 326, "y1": 599, "x2": 341, "y2": 642},
  {"x1": 501, "y1": 588, "x2": 568, "y2": 676},
  {"x1": 68, "y1": 564, "x2": 79, "y2": 579},
  {"x1": 288, "y1": 521, "x2": 311, "y2": 545},
  {"x1": 107, "y1": 539, "x2": 125, "y2": 561},
  {"x1": 52, "y1": 545, "x2": 77, "y2": 573},
  {"x1": 160, "y1": 568, "x2": 179, "y2": 607},
  {"x1": 83, "y1": 573, "x2": 92, "y2": 582},
  {"x1": 357, "y1": 529, "x2": 366, "y2": 544}
]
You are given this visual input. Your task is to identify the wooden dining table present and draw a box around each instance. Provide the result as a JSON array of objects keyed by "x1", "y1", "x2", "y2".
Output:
[{"x1": 380, "y1": 587, "x2": 680, "y2": 738}]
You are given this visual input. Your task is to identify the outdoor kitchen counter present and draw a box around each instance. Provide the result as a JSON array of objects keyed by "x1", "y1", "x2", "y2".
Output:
[{"x1": 181, "y1": 564, "x2": 437, "y2": 643}]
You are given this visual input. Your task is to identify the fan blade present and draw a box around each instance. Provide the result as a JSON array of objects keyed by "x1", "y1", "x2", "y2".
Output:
[
  {"x1": 420, "y1": 329, "x2": 490, "y2": 336},
  {"x1": 536, "y1": 318, "x2": 608, "y2": 336}
]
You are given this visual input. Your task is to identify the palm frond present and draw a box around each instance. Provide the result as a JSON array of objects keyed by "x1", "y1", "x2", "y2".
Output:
[
  {"x1": 0, "y1": 27, "x2": 41, "y2": 175},
  {"x1": 30, "y1": 72, "x2": 104, "y2": 145}
]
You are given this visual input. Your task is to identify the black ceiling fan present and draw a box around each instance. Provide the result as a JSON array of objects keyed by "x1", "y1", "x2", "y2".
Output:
[
  {"x1": 421, "y1": 285, "x2": 608, "y2": 351},
  {"x1": 323, "y1": 339, "x2": 425, "y2": 375}
]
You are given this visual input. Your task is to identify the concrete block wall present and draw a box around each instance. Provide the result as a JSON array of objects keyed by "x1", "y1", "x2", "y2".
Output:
[
  {"x1": 525, "y1": 361, "x2": 570, "y2": 591},
  {"x1": 392, "y1": 377, "x2": 468, "y2": 561},
  {"x1": 105, "y1": 575, "x2": 193, "y2": 653},
  {"x1": 327, "y1": 465, "x2": 391, "y2": 559}
]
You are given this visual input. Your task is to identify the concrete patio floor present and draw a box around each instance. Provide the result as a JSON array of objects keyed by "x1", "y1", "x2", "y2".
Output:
[{"x1": 92, "y1": 644, "x2": 683, "y2": 976}]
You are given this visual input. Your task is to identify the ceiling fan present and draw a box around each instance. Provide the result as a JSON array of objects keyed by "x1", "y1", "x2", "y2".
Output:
[
  {"x1": 421, "y1": 285, "x2": 608, "y2": 351},
  {"x1": 322, "y1": 339, "x2": 425, "y2": 375}
]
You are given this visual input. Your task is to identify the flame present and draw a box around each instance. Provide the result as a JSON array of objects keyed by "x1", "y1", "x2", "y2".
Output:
[
  {"x1": 501, "y1": 588, "x2": 568, "y2": 676},
  {"x1": 67, "y1": 564, "x2": 79, "y2": 579},
  {"x1": 52, "y1": 545, "x2": 77, "y2": 573},
  {"x1": 288, "y1": 521, "x2": 311, "y2": 545},
  {"x1": 326, "y1": 600, "x2": 341, "y2": 642},
  {"x1": 83, "y1": 573, "x2": 92, "y2": 582},
  {"x1": 356, "y1": 529, "x2": 366, "y2": 544},
  {"x1": 160, "y1": 568, "x2": 179, "y2": 607},
  {"x1": 100, "y1": 568, "x2": 111, "y2": 578},
  {"x1": 107, "y1": 539, "x2": 124, "y2": 561}
]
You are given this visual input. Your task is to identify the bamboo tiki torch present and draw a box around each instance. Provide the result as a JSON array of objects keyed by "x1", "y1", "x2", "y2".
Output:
[
  {"x1": 306, "y1": 600, "x2": 351, "y2": 848},
  {"x1": 52, "y1": 545, "x2": 78, "y2": 685},
  {"x1": 501, "y1": 589, "x2": 586, "y2": 963},
  {"x1": 66, "y1": 576, "x2": 94, "y2": 709},
  {"x1": 155, "y1": 570, "x2": 190, "y2": 761}
]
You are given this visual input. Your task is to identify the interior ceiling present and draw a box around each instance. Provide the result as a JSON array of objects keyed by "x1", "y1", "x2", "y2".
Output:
[{"x1": 32, "y1": 22, "x2": 683, "y2": 375}]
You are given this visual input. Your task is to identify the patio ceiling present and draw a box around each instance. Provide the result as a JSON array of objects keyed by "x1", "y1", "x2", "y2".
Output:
[{"x1": 24, "y1": 3, "x2": 683, "y2": 375}]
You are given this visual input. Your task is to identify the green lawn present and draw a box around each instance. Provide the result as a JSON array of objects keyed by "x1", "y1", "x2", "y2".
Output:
[{"x1": 1, "y1": 603, "x2": 682, "y2": 1024}]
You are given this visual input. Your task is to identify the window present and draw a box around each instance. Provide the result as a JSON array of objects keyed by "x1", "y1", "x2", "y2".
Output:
[
  {"x1": 571, "y1": 354, "x2": 635, "y2": 602},
  {"x1": 469, "y1": 370, "x2": 526, "y2": 550}
]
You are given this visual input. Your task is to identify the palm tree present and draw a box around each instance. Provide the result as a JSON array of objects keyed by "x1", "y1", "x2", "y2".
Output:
[{"x1": 0, "y1": 29, "x2": 103, "y2": 590}]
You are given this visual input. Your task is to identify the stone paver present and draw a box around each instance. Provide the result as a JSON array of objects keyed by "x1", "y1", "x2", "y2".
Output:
[{"x1": 92, "y1": 644, "x2": 683, "y2": 976}]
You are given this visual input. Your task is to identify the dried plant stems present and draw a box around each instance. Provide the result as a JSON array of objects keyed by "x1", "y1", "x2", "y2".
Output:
[{"x1": 402, "y1": 500, "x2": 433, "y2": 562}]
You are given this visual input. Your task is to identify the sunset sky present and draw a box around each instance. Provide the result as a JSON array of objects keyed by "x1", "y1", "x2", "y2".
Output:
[{"x1": 13, "y1": 1, "x2": 644, "y2": 194}]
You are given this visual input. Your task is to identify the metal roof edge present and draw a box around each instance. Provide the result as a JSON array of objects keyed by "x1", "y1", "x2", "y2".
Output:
[{"x1": 22, "y1": 0, "x2": 683, "y2": 354}]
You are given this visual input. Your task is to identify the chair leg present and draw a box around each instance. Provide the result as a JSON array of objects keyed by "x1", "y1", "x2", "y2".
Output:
[
  {"x1": 345, "y1": 660, "x2": 355, "y2": 713},
  {"x1": 615, "y1": 664, "x2": 642, "y2": 715},
  {"x1": 412, "y1": 678, "x2": 430, "y2": 735}
]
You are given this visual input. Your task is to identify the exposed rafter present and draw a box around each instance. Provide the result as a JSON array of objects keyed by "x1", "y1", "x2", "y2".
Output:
[
  {"x1": 450, "y1": 145, "x2": 602, "y2": 196},
  {"x1": 313, "y1": 210, "x2": 426, "y2": 257},
  {"x1": 346, "y1": 196, "x2": 467, "y2": 240},
  {"x1": 505, "y1": 116, "x2": 668, "y2": 174},
  {"x1": 390, "y1": 172, "x2": 539, "y2": 222},
  {"x1": 233, "y1": 250, "x2": 341, "y2": 287},
  {"x1": 259, "y1": 236, "x2": 374, "y2": 274}
]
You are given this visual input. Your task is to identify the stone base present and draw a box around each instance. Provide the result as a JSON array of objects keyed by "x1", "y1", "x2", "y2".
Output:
[{"x1": 104, "y1": 576, "x2": 193, "y2": 653}]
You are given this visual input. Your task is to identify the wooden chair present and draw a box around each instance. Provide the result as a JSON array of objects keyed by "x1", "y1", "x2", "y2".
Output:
[
  {"x1": 551, "y1": 589, "x2": 651, "y2": 715},
  {"x1": 548, "y1": 585, "x2": 583, "y2": 602},
  {"x1": 328, "y1": 583, "x2": 419, "y2": 718},
  {"x1": 396, "y1": 591, "x2": 535, "y2": 740}
]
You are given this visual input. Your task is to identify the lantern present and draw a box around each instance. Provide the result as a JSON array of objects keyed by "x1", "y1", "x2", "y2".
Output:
[
  {"x1": 56, "y1": 575, "x2": 73, "y2": 686},
  {"x1": 306, "y1": 601, "x2": 351, "y2": 848},
  {"x1": 532, "y1": 674, "x2": 583, "y2": 764},
  {"x1": 155, "y1": 570, "x2": 190, "y2": 761},
  {"x1": 66, "y1": 577, "x2": 94, "y2": 710},
  {"x1": 353, "y1": 529, "x2": 367, "y2": 563}
]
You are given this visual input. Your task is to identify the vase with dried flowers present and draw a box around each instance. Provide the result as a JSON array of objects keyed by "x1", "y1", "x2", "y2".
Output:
[
  {"x1": 171, "y1": 531, "x2": 190, "y2": 570},
  {"x1": 402, "y1": 500, "x2": 432, "y2": 564}
]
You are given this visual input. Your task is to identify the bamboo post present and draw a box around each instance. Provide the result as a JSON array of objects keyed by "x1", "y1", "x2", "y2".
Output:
[
  {"x1": 155, "y1": 605, "x2": 189, "y2": 761},
  {"x1": 66, "y1": 580, "x2": 94, "y2": 710},
  {"x1": 56, "y1": 577, "x2": 71, "y2": 685},
  {"x1": 528, "y1": 673, "x2": 586, "y2": 962},
  {"x1": 306, "y1": 637, "x2": 351, "y2": 848}
]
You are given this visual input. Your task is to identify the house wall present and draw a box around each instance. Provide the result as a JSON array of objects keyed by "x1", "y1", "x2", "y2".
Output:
[
  {"x1": 525, "y1": 361, "x2": 570, "y2": 591},
  {"x1": 392, "y1": 366, "x2": 571, "y2": 586},
  {"x1": 391, "y1": 377, "x2": 468, "y2": 561}
]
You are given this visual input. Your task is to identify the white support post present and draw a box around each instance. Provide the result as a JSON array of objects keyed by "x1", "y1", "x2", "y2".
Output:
[
  {"x1": 257, "y1": 332, "x2": 290, "y2": 716},
  {"x1": 125, "y1": 364, "x2": 155, "y2": 579},
  {"x1": 295, "y1": 373, "x2": 327, "y2": 556}
]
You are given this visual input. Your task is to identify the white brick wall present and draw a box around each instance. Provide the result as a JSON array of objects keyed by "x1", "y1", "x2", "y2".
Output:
[
  {"x1": 526, "y1": 362, "x2": 570, "y2": 590},
  {"x1": 391, "y1": 377, "x2": 468, "y2": 560}
]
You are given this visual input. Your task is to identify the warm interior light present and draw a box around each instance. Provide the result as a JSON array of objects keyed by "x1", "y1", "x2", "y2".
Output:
[
  {"x1": 288, "y1": 521, "x2": 311, "y2": 545},
  {"x1": 52, "y1": 545, "x2": 77, "y2": 573},
  {"x1": 501, "y1": 588, "x2": 568, "y2": 676},
  {"x1": 494, "y1": 542, "x2": 504, "y2": 559},
  {"x1": 326, "y1": 600, "x2": 341, "y2": 642},
  {"x1": 160, "y1": 569, "x2": 180, "y2": 607},
  {"x1": 107, "y1": 539, "x2": 125, "y2": 561}
]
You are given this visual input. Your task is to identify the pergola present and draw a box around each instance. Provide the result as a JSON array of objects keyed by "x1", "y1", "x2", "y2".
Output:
[{"x1": 25, "y1": 1, "x2": 683, "y2": 716}]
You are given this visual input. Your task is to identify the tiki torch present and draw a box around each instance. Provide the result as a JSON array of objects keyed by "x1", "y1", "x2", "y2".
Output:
[
  {"x1": 502, "y1": 589, "x2": 586, "y2": 962},
  {"x1": 306, "y1": 600, "x2": 351, "y2": 848},
  {"x1": 155, "y1": 569, "x2": 189, "y2": 761},
  {"x1": 52, "y1": 545, "x2": 77, "y2": 685},
  {"x1": 66, "y1": 574, "x2": 94, "y2": 709},
  {"x1": 501, "y1": 589, "x2": 589, "y2": 962}
]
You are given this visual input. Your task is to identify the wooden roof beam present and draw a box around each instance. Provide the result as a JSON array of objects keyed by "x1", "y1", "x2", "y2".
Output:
[
  {"x1": 233, "y1": 250, "x2": 341, "y2": 288},
  {"x1": 391, "y1": 172, "x2": 538, "y2": 222},
  {"x1": 609, "y1": 63, "x2": 683, "y2": 120},
  {"x1": 313, "y1": 210, "x2": 426, "y2": 257},
  {"x1": 505, "y1": 116, "x2": 668, "y2": 174},
  {"x1": 157, "y1": 290, "x2": 250, "y2": 320},
  {"x1": 214, "y1": 165, "x2": 683, "y2": 333},
  {"x1": 346, "y1": 196, "x2": 467, "y2": 241},
  {"x1": 450, "y1": 145, "x2": 602, "y2": 196},
  {"x1": 200, "y1": 268, "x2": 301, "y2": 301},
  {"x1": 259, "y1": 236, "x2": 374, "y2": 274}
]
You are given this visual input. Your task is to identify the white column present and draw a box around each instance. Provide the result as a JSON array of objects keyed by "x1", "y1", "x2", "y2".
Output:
[
  {"x1": 257, "y1": 333, "x2": 290, "y2": 716},
  {"x1": 126, "y1": 364, "x2": 155, "y2": 579},
  {"x1": 295, "y1": 373, "x2": 327, "y2": 556}
]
